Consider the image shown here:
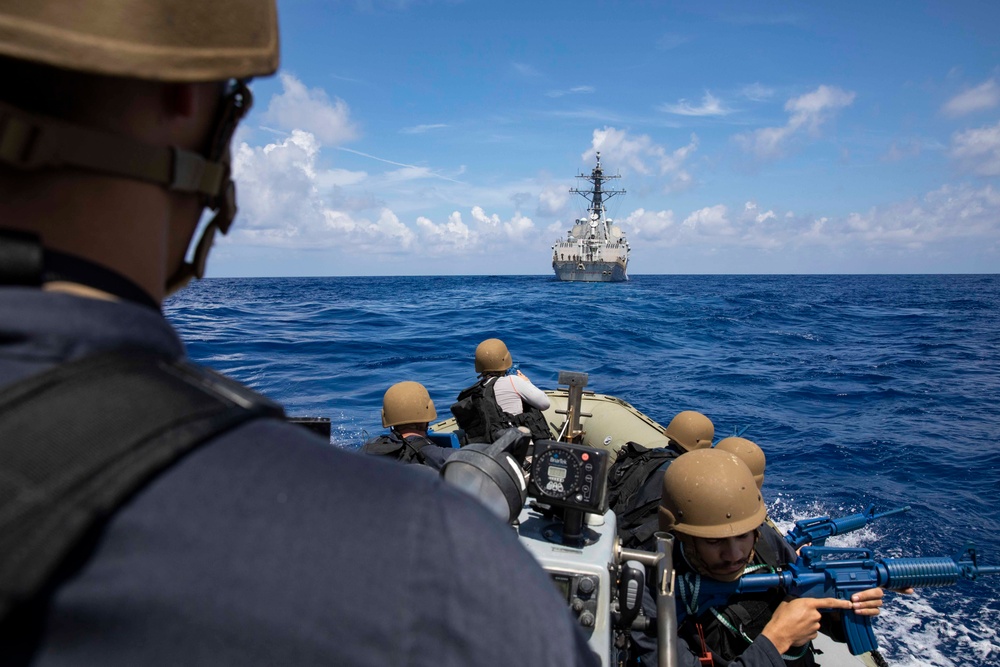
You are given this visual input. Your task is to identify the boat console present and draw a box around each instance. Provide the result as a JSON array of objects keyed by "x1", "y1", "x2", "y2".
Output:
[{"x1": 440, "y1": 371, "x2": 678, "y2": 667}]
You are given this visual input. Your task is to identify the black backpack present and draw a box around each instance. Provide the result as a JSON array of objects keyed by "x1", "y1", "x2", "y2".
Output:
[
  {"x1": 606, "y1": 442, "x2": 679, "y2": 550},
  {"x1": 0, "y1": 350, "x2": 284, "y2": 647},
  {"x1": 450, "y1": 377, "x2": 550, "y2": 444}
]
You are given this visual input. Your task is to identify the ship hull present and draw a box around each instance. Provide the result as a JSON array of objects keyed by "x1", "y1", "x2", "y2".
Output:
[{"x1": 553, "y1": 260, "x2": 628, "y2": 282}]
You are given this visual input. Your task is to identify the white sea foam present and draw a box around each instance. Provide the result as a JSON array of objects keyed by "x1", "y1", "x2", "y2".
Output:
[{"x1": 876, "y1": 592, "x2": 999, "y2": 666}]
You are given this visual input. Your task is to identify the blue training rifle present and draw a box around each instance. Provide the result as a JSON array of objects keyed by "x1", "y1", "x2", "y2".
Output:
[
  {"x1": 785, "y1": 504, "x2": 911, "y2": 550},
  {"x1": 676, "y1": 544, "x2": 1000, "y2": 655}
]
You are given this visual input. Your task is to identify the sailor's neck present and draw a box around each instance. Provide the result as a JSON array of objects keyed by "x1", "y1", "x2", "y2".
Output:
[{"x1": 1, "y1": 172, "x2": 180, "y2": 306}]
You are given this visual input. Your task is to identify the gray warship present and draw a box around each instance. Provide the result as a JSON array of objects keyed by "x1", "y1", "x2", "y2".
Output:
[{"x1": 551, "y1": 152, "x2": 630, "y2": 282}]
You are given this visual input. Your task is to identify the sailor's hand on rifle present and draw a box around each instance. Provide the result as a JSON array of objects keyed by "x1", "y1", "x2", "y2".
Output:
[
  {"x1": 760, "y1": 597, "x2": 851, "y2": 654},
  {"x1": 849, "y1": 587, "x2": 887, "y2": 616},
  {"x1": 847, "y1": 586, "x2": 914, "y2": 617}
]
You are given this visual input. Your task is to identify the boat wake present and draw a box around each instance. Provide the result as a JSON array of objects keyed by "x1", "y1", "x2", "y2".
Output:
[{"x1": 876, "y1": 593, "x2": 999, "y2": 667}]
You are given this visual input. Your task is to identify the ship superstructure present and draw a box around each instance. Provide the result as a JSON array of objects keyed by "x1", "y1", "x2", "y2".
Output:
[{"x1": 551, "y1": 152, "x2": 629, "y2": 282}]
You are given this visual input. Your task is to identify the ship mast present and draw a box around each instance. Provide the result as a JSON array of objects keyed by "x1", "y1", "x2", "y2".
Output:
[
  {"x1": 569, "y1": 151, "x2": 625, "y2": 241},
  {"x1": 551, "y1": 151, "x2": 630, "y2": 282}
]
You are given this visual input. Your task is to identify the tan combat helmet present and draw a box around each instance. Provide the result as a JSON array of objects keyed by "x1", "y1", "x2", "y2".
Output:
[
  {"x1": 658, "y1": 448, "x2": 766, "y2": 538},
  {"x1": 475, "y1": 338, "x2": 513, "y2": 374},
  {"x1": 0, "y1": 1, "x2": 278, "y2": 81},
  {"x1": 0, "y1": 0, "x2": 279, "y2": 293},
  {"x1": 664, "y1": 411, "x2": 714, "y2": 452},
  {"x1": 382, "y1": 381, "x2": 438, "y2": 428},
  {"x1": 715, "y1": 436, "x2": 766, "y2": 490}
]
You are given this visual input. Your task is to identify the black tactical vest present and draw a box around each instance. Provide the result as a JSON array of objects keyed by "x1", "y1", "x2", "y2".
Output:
[
  {"x1": 606, "y1": 442, "x2": 679, "y2": 550},
  {"x1": 675, "y1": 534, "x2": 817, "y2": 667},
  {"x1": 450, "y1": 376, "x2": 550, "y2": 444},
  {"x1": 361, "y1": 432, "x2": 437, "y2": 465}
]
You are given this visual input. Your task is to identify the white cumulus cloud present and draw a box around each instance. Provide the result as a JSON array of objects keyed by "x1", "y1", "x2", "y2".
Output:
[
  {"x1": 585, "y1": 127, "x2": 698, "y2": 191},
  {"x1": 263, "y1": 73, "x2": 359, "y2": 146},
  {"x1": 623, "y1": 208, "x2": 676, "y2": 239},
  {"x1": 942, "y1": 79, "x2": 1000, "y2": 117},
  {"x1": 470, "y1": 206, "x2": 536, "y2": 242},
  {"x1": 410, "y1": 207, "x2": 538, "y2": 254},
  {"x1": 615, "y1": 183, "x2": 1000, "y2": 261},
  {"x1": 537, "y1": 186, "x2": 570, "y2": 217},
  {"x1": 834, "y1": 184, "x2": 1000, "y2": 246},
  {"x1": 231, "y1": 127, "x2": 547, "y2": 259},
  {"x1": 231, "y1": 130, "x2": 417, "y2": 252},
  {"x1": 683, "y1": 205, "x2": 734, "y2": 235},
  {"x1": 415, "y1": 212, "x2": 474, "y2": 251},
  {"x1": 660, "y1": 91, "x2": 729, "y2": 116},
  {"x1": 471, "y1": 206, "x2": 501, "y2": 228},
  {"x1": 736, "y1": 85, "x2": 855, "y2": 159},
  {"x1": 950, "y1": 120, "x2": 1000, "y2": 176}
]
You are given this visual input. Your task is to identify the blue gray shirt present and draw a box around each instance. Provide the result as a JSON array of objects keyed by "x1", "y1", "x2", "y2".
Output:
[{"x1": 1, "y1": 287, "x2": 599, "y2": 667}]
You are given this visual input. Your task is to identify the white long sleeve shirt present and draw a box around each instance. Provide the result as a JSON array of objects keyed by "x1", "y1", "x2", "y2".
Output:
[{"x1": 492, "y1": 373, "x2": 551, "y2": 415}]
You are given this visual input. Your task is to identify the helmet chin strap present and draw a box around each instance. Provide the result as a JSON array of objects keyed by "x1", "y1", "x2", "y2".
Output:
[
  {"x1": 0, "y1": 80, "x2": 253, "y2": 298},
  {"x1": 166, "y1": 79, "x2": 253, "y2": 295},
  {"x1": 164, "y1": 172, "x2": 237, "y2": 295}
]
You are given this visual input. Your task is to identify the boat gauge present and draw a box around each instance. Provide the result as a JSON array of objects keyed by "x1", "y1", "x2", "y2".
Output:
[{"x1": 528, "y1": 440, "x2": 610, "y2": 515}]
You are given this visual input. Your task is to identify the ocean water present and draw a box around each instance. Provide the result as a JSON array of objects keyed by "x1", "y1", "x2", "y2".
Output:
[{"x1": 165, "y1": 274, "x2": 1000, "y2": 666}]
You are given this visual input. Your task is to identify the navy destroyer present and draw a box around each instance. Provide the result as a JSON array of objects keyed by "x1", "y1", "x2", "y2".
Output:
[{"x1": 551, "y1": 152, "x2": 630, "y2": 282}]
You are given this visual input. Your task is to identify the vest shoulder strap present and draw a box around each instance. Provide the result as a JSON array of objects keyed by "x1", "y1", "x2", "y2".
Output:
[
  {"x1": 361, "y1": 434, "x2": 434, "y2": 464},
  {"x1": 0, "y1": 349, "x2": 284, "y2": 624},
  {"x1": 361, "y1": 434, "x2": 405, "y2": 457}
]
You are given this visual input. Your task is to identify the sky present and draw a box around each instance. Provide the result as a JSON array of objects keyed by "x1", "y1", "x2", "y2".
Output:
[{"x1": 210, "y1": 0, "x2": 1000, "y2": 276}]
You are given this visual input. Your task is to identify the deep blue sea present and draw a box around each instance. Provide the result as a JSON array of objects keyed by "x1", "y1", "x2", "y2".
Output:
[{"x1": 165, "y1": 274, "x2": 1000, "y2": 667}]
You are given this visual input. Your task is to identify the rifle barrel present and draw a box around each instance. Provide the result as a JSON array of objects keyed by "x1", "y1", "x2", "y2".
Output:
[
  {"x1": 872, "y1": 505, "x2": 911, "y2": 520},
  {"x1": 881, "y1": 556, "x2": 1000, "y2": 589}
]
